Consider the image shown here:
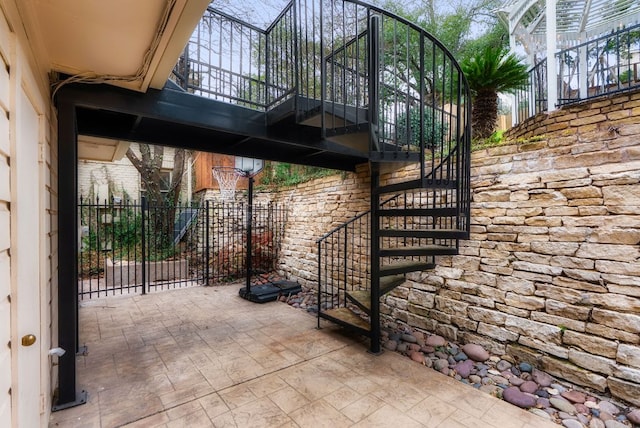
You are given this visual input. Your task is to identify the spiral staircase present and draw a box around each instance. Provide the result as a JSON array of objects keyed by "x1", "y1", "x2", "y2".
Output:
[{"x1": 171, "y1": 0, "x2": 472, "y2": 353}]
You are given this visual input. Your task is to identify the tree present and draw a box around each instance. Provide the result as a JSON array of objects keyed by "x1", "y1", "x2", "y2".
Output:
[
  {"x1": 126, "y1": 144, "x2": 187, "y2": 248},
  {"x1": 461, "y1": 46, "x2": 529, "y2": 139}
]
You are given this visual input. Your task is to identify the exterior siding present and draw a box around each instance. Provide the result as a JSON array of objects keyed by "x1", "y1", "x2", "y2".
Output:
[
  {"x1": 0, "y1": 0, "x2": 56, "y2": 425},
  {"x1": 0, "y1": 6, "x2": 12, "y2": 424}
]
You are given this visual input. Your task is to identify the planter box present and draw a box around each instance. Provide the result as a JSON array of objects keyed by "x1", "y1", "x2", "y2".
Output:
[{"x1": 104, "y1": 258, "x2": 189, "y2": 287}]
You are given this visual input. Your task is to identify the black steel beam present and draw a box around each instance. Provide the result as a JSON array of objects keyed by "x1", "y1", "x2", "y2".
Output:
[{"x1": 57, "y1": 84, "x2": 367, "y2": 171}]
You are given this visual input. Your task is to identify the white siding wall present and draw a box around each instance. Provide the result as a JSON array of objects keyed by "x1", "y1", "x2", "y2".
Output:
[
  {"x1": 0, "y1": 7, "x2": 11, "y2": 424},
  {"x1": 0, "y1": 1, "x2": 55, "y2": 426}
]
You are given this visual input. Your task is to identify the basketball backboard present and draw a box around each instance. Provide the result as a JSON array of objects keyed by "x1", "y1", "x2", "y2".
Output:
[{"x1": 235, "y1": 157, "x2": 264, "y2": 176}]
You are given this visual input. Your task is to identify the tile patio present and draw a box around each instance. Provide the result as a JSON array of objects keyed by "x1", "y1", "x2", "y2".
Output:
[{"x1": 49, "y1": 284, "x2": 559, "y2": 427}]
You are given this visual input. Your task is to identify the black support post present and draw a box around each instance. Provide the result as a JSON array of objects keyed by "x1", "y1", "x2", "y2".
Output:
[
  {"x1": 369, "y1": 163, "x2": 382, "y2": 355},
  {"x1": 245, "y1": 175, "x2": 254, "y2": 294},
  {"x1": 53, "y1": 99, "x2": 87, "y2": 411},
  {"x1": 368, "y1": 15, "x2": 382, "y2": 355}
]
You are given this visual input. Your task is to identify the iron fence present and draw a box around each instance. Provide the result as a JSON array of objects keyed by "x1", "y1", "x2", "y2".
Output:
[
  {"x1": 516, "y1": 23, "x2": 640, "y2": 124},
  {"x1": 78, "y1": 197, "x2": 286, "y2": 299},
  {"x1": 557, "y1": 23, "x2": 640, "y2": 105}
]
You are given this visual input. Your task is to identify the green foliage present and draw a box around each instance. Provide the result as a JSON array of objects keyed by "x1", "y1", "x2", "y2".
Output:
[
  {"x1": 461, "y1": 46, "x2": 529, "y2": 139},
  {"x1": 461, "y1": 46, "x2": 529, "y2": 95},
  {"x1": 395, "y1": 107, "x2": 448, "y2": 147},
  {"x1": 259, "y1": 162, "x2": 337, "y2": 188},
  {"x1": 470, "y1": 129, "x2": 504, "y2": 151}
]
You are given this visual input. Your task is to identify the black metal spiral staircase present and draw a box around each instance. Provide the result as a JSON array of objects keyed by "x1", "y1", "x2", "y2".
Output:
[{"x1": 172, "y1": 0, "x2": 471, "y2": 354}]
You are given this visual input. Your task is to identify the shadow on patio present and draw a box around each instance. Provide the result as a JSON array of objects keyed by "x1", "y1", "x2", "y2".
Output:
[{"x1": 49, "y1": 284, "x2": 559, "y2": 427}]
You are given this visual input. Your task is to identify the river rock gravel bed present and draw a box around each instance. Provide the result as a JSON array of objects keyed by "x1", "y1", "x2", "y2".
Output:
[{"x1": 280, "y1": 288, "x2": 640, "y2": 428}]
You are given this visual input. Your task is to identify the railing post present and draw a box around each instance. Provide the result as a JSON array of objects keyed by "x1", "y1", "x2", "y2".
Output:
[
  {"x1": 368, "y1": 15, "x2": 380, "y2": 152},
  {"x1": 205, "y1": 199, "x2": 210, "y2": 285},
  {"x1": 141, "y1": 195, "x2": 146, "y2": 295},
  {"x1": 369, "y1": 162, "x2": 381, "y2": 355},
  {"x1": 245, "y1": 175, "x2": 254, "y2": 294},
  {"x1": 317, "y1": 240, "x2": 322, "y2": 329}
]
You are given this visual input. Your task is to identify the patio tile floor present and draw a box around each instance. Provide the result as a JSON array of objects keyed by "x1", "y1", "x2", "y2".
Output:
[{"x1": 49, "y1": 284, "x2": 560, "y2": 428}]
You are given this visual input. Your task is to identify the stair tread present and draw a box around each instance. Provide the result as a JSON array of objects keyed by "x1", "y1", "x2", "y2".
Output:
[
  {"x1": 379, "y1": 228, "x2": 467, "y2": 238},
  {"x1": 380, "y1": 245, "x2": 458, "y2": 257},
  {"x1": 380, "y1": 260, "x2": 435, "y2": 275},
  {"x1": 375, "y1": 178, "x2": 457, "y2": 194},
  {"x1": 347, "y1": 290, "x2": 371, "y2": 312},
  {"x1": 322, "y1": 307, "x2": 370, "y2": 331},
  {"x1": 380, "y1": 274, "x2": 406, "y2": 293}
]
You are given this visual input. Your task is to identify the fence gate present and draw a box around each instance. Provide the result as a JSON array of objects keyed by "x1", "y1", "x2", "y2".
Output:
[{"x1": 78, "y1": 197, "x2": 285, "y2": 299}]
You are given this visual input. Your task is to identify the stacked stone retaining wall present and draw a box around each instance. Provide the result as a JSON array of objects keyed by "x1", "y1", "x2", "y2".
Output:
[{"x1": 266, "y1": 91, "x2": 640, "y2": 405}]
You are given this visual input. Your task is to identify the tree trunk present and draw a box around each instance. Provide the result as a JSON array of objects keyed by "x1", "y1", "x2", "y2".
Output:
[
  {"x1": 126, "y1": 144, "x2": 187, "y2": 251},
  {"x1": 471, "y1": 88, "x2": 498, "y2": 140}
]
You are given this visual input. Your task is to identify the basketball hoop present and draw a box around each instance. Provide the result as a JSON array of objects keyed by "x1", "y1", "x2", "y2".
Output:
[{"x1": 212, "y1": 167, "x2": 241, "y2": 200}]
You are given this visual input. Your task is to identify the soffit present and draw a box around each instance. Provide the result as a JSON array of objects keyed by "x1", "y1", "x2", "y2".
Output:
[{"x1": 18, "y1": 0, "x2": 210, "y2": 91}]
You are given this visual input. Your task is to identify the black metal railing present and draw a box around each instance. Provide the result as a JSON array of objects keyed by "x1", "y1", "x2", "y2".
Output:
[
  {"x1": 557, "y1": 23, "x2": 640, "y2": 105},
  {"x1": 78, "y1": 197, "x2": 285, "y2": 299},
  {"x1": 515, "y1": 23, "x2": 640, "y2": 124},
  {"x1": 172, "y1": 0, "x2": 471, "y2": 167},
  {"x1": 514, "y1": 58, "x2": 547, "y2": 124},
  {"x1": 317, "y1": 210, "x2": 371, "y2": 315}
]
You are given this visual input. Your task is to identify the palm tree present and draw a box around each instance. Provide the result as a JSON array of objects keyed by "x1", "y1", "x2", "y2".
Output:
[{"x1": 461, "y1": 46, "x2": 529, "y2": 139}]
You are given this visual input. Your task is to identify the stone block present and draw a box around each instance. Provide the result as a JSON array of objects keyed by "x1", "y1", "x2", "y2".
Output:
[
  {"x1": 595, "y1": 260, "x2": 640, "y2": 276},
  {"x1": 496, "y1": 276, "x2": 535, "y2": 295},
  {"x1": 407, "y1": 303, "x2": 430, "y2": 317},
  {"x1": 477, "y1": 322, "x2": 519, "y2": 342},
  {"x1": 586, "y1": 323, "x2": 640, "y2": 344},
  {"x1": 550, "y1": 256, "x2": 594, "y2": 270},
  {"x1": 461, "y1": 294, "x2": 495, "y2": 308},
  {"x1": 467, "y1": 306, "x2": 506, "y2": 325},
  {"x1": 547, "y1": 178, "x2": 593, "y2": 189},
  {"x1": 552, "y1": 276, "x2": 606, "y2": 293},
  {"x1": 519, "y1": 336, "x2": 568, "y2": 358},
  {"x1": 614, "y1": 365, "x2": 640, "y2": 384},
  {"x1": 504, "y1": 292, "x2": 545, "y2": 310},
  {"x1": 604, "y1": 284, "x2": 640, "y2": 298},
  {"x1": 531, "y1": 241, "x2": 579, "y2": 256},
  {"x1": 540, "y1": 356, "x2": 607, "y2": 392},
  {"x1": 505, "y1": 316, "x2": 562, "y2": 344},
  {"x1": 607, "y1": 377, "x2": 640, "y2": 407},
  {"x1": 506, "y1": 344, "x2": 542, "y2": 366},
  {"x1": 545, "y1": 299, "x2": 591, "y2": 321},
  {"x1": 435, "y1": 323, "x2": 458, "y2": 341},
  {"x1": 474, "y1": 190, "x2": 511, "y2": 202},
  {"x1": 524, "y1": 216, "x2": 562, "y2": 226},
  {"x1": 539, "y1": 167, "x2": 589, "y2": 183},
  {"x1": 563, "y1": 331, "x2": 617, "y2": 358},
  {"x1": 545, "y1": 206, "x2": 580, "y2": 216},
  {"x1": 434, "y1": 296, "x2": 468, "y2": 315},
  {"x1": 589, "y1": 228, "x2": 640, "y2": 245},
  {"x1": 534, "y1": 283, "x2": 584, "y2": 304},
  {"x1": 583, "y1": 292, "x2": 640, "y2": 312},
  {"x1": 617, "y1": 344, "x2": 640, "y2": 368},
  {"x1": 450, "y1": 314, "x2": 478, "y2": 331},
  {"x1": 408, "y1": 289, "x2": 435, "y2": 309},
  {"x1": 592, "y1": 308, "x2": 640, "y2": 334},
  {"x1": 576, "y1": 243, "x2": 640, "y2": 262},
  {"x1": 407, "y1": 313, "x2": 437, "y2": 332},
  {"x1": 512, "y1": 261, "x2": 562, "y2": 276},
  {"x1": 495, "y1": 303, "x2": 530, "y2": 318},
  {"x1": 531, "y1": 312, "x2": 586, "y2": 332}
]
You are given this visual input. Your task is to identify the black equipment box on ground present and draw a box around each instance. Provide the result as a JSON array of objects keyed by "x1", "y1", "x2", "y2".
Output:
[{"x1": 238, "y1": 280, "x2": 302, "y2": 303}]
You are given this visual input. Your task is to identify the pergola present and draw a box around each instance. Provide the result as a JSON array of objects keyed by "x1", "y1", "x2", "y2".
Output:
[{"x1": 497, "y1": 0, "x2": 640, "y2": 118}]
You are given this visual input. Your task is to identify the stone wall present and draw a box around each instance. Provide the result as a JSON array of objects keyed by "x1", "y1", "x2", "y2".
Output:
[{"x1": 265, "y1": 90, "x2": 640, "y2": 406}]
